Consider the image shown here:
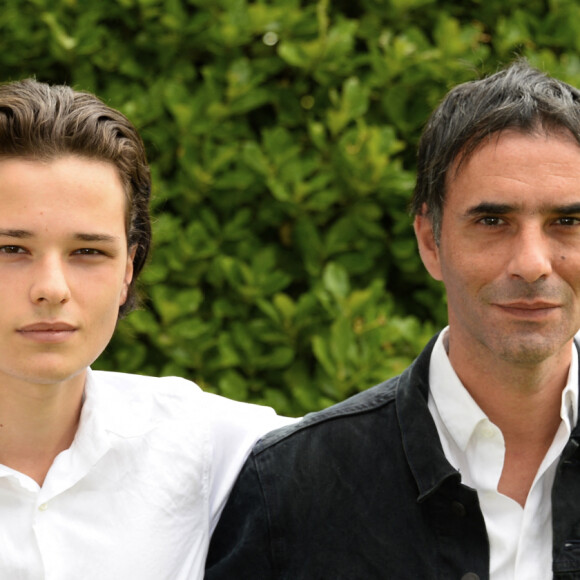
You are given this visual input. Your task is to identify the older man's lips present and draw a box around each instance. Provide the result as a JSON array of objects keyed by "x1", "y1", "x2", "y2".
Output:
[{"x1": 494, "y1": 301, "x2": 560, "y2": 319}]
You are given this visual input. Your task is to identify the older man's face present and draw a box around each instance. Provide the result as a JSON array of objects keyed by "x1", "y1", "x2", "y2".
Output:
[{"x1": 415, "y1": 130, "x2": 580, "y2": 372}]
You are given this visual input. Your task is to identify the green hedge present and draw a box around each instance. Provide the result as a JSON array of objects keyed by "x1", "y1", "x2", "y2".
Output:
[{"x1": 2, "y1": 0, "x2": 580, "y2": 415}]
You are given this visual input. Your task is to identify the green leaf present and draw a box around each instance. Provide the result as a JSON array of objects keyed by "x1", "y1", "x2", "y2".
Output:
[{"x1": 323, "y1": 262, "x2": 350, "y2": 299}]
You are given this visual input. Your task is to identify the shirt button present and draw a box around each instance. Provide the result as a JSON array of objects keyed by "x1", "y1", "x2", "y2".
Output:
[
  {"x1": 38, "y1": 503, "x2": 48, "y2": 511},
  {"x1": 451, "y1": 501, "x2": 466, "y2": 517},
  {"x1": 481, "y1": 424, "x2": 496, "y2": 438},
  {"x1": 461, "y1": 574, "x2": 480, "y2": 580}
]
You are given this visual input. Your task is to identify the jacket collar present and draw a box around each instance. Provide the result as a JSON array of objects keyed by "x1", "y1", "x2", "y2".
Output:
[
  {"x1": 399, "y1": 336, "x2": 580, "y2": 501},
  {"x1": 396, "y1": 333, "x2": 461, "y2": 501},
  {"x1": 570, "y1": 339, "x2": 580, "y2": 444}
]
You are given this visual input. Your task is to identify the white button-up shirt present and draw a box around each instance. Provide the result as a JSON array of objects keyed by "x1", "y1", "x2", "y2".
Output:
[
  {"x1": 0, "y1": 369, "x2": 296, "y2": 580},
  {"x1": 428, "y1": 328, "x2": 578, "y2": 580}
]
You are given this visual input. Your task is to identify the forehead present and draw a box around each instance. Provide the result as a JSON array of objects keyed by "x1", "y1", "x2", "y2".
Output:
[
  {"x1": 444, "y1": 130, "x2": 580, "y2": 211},
  {"x1": 0, "y1": 156, "x2": 127, "y2": 234}
]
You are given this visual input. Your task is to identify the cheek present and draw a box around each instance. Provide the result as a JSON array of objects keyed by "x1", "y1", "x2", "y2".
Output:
[
  {"x1": 74, "y1": 269, "x2": 129, "y2": 313},
  {"x1": 438, "y1": 252, "x2": 487, "y2": 298}
]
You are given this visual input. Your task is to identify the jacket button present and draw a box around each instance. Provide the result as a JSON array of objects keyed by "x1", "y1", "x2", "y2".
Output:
[
  {"x1": 461, "y1": 574, "x2": 480, "y2": 580},
  {"x1": 451, "y1": 501, "x2": 466, "y2": 517}
]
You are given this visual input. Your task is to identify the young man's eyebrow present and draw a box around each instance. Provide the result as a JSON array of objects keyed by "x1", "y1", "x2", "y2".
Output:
[
  {"x1": 73, "y1": 233, "x2": 120, "y2": 243},
  {"x1": 0, "y1": 229, "x2": 33, "y2": 238},
  {"x1": 0, "y1": 230, "x2": 120, "y2": 242}
]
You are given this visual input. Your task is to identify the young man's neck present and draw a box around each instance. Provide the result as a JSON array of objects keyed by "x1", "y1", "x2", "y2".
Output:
[{"x1": 0, "y1": 372, "x2": 86, "y2": 486}]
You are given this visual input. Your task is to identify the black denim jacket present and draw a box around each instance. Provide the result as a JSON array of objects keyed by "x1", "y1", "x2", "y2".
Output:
[{"x1": 206, "y1": 335, "x2": 580, "y2": 580}]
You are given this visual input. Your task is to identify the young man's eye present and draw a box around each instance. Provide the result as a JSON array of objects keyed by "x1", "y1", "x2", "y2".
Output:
[
  {"x1": 73, "y1": 248, "x2": 104, "y2": 256},
  {"x1": 0, "y1": 245, "x2": 26, "y2": 254}
]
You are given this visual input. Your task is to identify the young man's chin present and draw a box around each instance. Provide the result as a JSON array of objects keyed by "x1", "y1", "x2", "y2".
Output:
[{"x1": 6, "y1": 362, "x2": 89, "y2": 389}]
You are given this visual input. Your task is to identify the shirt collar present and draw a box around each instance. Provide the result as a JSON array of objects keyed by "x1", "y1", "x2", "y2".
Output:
[
  {"x1": 43, "y1": 370, "x2": 156, "y2": 491},
  {"x1": 82, "y1": 368, "x2": 156, "y2": 438},
  {"x1": 0, "y1": 369, "x2": 155, "y2": 494},
  {"x1": 429, "y1": 327, "x2": 579, "y2": 453}
]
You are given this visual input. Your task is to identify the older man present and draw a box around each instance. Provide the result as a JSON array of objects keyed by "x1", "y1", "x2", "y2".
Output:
[{"x1": 206, "y1": 61, "x2": 580, "y2": 579}]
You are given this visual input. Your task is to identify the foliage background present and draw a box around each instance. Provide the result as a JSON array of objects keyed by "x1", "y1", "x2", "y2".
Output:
[{"x1": 2, "y1": 0, "x2": 580, "y2": 415}]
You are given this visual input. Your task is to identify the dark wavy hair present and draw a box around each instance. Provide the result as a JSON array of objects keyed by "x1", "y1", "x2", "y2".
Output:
[
  {"x1": 411, "y1": 59, "x2": 580, "y2": 243},
  {"x1": 0, "y1": 78, "x2": 152, "y2": 316}
]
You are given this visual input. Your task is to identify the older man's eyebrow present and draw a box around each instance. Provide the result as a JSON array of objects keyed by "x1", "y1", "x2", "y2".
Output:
[
  {"x1": 463, "y1": 202, "x2": 580, "y2": 218},
  {"x1": 463, "y1": 202, "x2": 514, "y2": 217},
  {"x1": 551, "y1": 203, "x2": 580, "y2": 215}
]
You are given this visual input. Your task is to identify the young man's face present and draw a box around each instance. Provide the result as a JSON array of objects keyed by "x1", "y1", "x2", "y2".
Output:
[
  {"x1": 0, "y1": 156, "x2": 134, "y2": 388},
  {"x1": 415, "y1": 130, "x2": 580, "y2": 369}
]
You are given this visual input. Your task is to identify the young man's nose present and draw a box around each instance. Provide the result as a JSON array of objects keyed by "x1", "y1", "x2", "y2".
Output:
[{"x1": 29, "y1": 257, "x2": 72, "y2": 305}]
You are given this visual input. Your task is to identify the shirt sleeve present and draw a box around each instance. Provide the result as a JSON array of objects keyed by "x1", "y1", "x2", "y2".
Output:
[
  {"x1": 205, "y1": 454, "x2": 275, "y2": 579},
  {"x1": 203, "y1": 392, "x2": 298, "y2": 534}
]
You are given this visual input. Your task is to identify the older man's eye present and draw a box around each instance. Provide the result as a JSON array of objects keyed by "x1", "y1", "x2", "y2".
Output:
[
  {"x1": 478, "y1": 217, "x2": 505, "y2": 227},
  {"x1": 556, "y1": 217, "x2": 580, "y2": 226}
]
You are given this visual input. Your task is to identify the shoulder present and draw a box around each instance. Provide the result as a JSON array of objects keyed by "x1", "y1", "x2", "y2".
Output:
[
  {"x1": 87, "y1": 370, "x2": 295, "y2": 528},
  {"x1": 251, "y1": 332, "x2": 439, "y2": 457},
  {"x1": 88, "y1": 370, "x2": 203, "y2": 421},
  {"x1": 88, "y1": 369, "x2": 294, "y2": 434},
  {"x1": 253, "y1": 376, "x2": 400, "y2": 455},
  {"x1": 90, "y1": 369, "x2": 202, "y2": 396},
  {"x1": 88, "y1": 369, "x2": 295, "y2": 460}
]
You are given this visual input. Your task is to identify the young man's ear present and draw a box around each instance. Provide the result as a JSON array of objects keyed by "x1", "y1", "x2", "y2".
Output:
[
  {"x1": 413, "y1": 205, "x2": 443, "y2": 282},
  {"x1": 120, "y1": 245, "x2": 137, "y2": 306}
]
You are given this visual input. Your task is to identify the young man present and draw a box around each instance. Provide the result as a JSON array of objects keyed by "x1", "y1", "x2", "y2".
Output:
[
  {"x1": 206, "y1": 61, "x2": 580, "y2": 579},
  {"x1": 0, "y1": 79, "x2": 295, "y2": 579}
]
